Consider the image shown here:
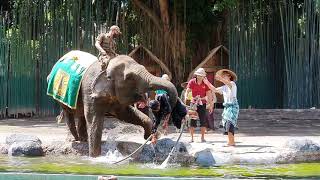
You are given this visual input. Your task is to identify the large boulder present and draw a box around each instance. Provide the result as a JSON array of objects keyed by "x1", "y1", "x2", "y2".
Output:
[
  {"x1": 8, "y1": 141, "x2": 43, "y2": 156},
  {"x1": 6, "y1": 134, "x2": 41, "y2": 146},
  {"x1": 137, "y1": 138, "x2": 190, "y2": 164},
  {"x1": 6, "y1": 134, "x2": 43, "y2": 157},
  {"x1": 276, "y1": 139, "x2": 320, "y2": 163},
  {"x1": 194, "y1": 149, "x2": 216, "y2": 167},
  {"x1": 116, "y1": 141, "x2": 141, "y2": 157},
  {"x1": 137, "y1": 144, "x2": 156, "y2": 163}
]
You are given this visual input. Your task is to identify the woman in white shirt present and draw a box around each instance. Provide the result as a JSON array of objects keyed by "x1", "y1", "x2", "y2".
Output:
[{"x1": 203, "y1": 69, "x2": 239, "y2": 146}]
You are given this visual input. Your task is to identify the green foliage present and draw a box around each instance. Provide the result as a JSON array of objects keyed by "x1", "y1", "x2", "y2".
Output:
[
  {"x1": 229, "y1": 0, "x2": 320, "y2": 108},
  {"x1": 183, "y1": 0, "x2": 218, "y2": 57},
  {"x1": 213, "y1": 0, "x2": 237, "y2": 12},
  {"x1": 172, "y1": 0, "x2": 236, "y2": 59}
]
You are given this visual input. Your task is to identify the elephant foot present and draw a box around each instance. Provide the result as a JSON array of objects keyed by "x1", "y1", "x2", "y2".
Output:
[
  {"x1": 77, "y1": 126, "x2": 88, "y2": 142},
  {"x1": 89, "y1": 149, "x2": 101, "y2": 157}
]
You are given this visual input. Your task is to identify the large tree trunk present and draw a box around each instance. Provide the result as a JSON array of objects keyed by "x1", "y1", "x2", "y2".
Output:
[
  {"x1": 132, "y1": 0, "x2": 186, "y2": 85},
  {"x1": 159, "y1": 0, "x2": 170, "y2": 38}
]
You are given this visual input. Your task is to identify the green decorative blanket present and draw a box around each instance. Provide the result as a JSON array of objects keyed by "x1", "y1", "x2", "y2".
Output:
[{"x1": 47, "y1": 50, "x2": 97, "y2": 109}]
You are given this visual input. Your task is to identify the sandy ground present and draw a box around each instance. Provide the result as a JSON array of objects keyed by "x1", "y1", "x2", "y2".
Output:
[{"x1": 0, "y1": 114, "x2": 320, "y2": 164}]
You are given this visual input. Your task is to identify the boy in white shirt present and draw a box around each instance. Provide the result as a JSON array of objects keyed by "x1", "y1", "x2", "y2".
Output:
[{"x1": 203, "y1": 69, "x2": 239, "y2": 146}]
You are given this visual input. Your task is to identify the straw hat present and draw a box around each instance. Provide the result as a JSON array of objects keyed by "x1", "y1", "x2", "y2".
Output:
[
  {"x1": 110, "y1": 25, "x2": 121, "y2": 34},
  {"x1": 194, "y1": 68, "x2": 206, "y2": 77},
  {"x1": 216, "y1": 69, "x2": 237, "y2": 81},
  {"x1": 180, "y1": 82, "x2": 188, "y2": 88}
]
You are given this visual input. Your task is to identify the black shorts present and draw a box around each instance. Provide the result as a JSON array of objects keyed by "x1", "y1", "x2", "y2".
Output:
[
  {"x1": 188, "y1": 104, "x2": 207, "y2": 127},
  {"x1": 223, "y1": 121, "x2": 235, "y2": 135}
]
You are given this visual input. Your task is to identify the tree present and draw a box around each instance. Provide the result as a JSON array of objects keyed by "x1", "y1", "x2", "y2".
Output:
[{"x1": 130, "y1": 0, "x2": 235, "y2": 84}]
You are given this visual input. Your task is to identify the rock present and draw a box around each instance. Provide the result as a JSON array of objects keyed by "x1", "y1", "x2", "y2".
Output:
[
  {"x1": 0, "y1": 144, "x2": 8, "y2": 154},
  {"x1": 117, "y1": 141, "x2": 141, "y2": 157},
  {"x1": 285, "y1": 139, "x2": 320, "y2": 151},
  {"x1": 43, "y1": 140, "x2": 120, "y2": 156},
  {"x1": 137, "y1": 138, "x2": 189, "y2": 163},
  {"x1": 71, "y1": 142, "x2": 89, "y2": 155},
  {"x1": 137, "y1": 144, "x2": 156, "y2": 162},
  {"x1": 6, "y1": 134, "x2": 41, "y2": 146},
  {"x1": 195, "y1": 149, "x2": 215, "y2": 167},
  {"x1": 43, "y1": 141, "x2": 89, "y2": 156},
  {"x1": 5, "y1": 134, "x2": 43, "y2": 157},
  {"x1": 276, "y1": 139, "x2": 320, "y2": 163},
  {"x1": 8, "y1": 141, "x2": 43, "y2": 156},
  {"x1": 154, "y1": 138, "x2": 188, "y2": 161},
  {"x1": 43, "y1": 141, "x2": 70, "y2": 155}
]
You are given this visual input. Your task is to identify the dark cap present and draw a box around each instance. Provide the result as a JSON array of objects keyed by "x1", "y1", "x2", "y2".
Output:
[{"x1": 149, "y1": 100, "x2": 160, "y2": 110}]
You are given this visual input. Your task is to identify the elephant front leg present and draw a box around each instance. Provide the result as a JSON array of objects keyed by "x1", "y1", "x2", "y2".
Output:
[
  {"x1": 115, "y1": 105, "x2": 153, "y2": 140},
  {"x1": 84, "y1": 106, "x2": 104, "y2": 157}
]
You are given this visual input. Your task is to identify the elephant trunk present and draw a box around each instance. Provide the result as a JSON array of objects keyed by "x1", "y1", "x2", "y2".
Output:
[{"x1": 137, "y1": 68, "x2": 178, "y2": 108}]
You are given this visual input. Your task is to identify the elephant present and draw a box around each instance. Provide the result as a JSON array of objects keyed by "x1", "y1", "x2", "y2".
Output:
[{"x1": 53, "y1": 51, "x2": 178, "y2": 157}]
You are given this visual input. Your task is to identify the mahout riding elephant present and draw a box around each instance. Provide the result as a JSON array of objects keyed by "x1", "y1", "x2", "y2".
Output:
[{"x1": 53, "y1": 51, "x2": 178, "y2": 157}]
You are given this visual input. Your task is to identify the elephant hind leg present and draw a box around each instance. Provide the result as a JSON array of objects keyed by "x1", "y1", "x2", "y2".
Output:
[
  {"x1": 77, "y1": 116, "x2": 88, "y2": 142},
  {"x1": 64, "y1": 110, "x2": 79, "y2": 141}
]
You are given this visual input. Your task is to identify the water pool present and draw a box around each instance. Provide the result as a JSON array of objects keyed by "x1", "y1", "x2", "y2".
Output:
[
  {"x1": 0, "y1": 155, "x2": 319, "y2": 179},
  {"x1": 0, "y1": 173, "x2": 218, "y2": 180}
]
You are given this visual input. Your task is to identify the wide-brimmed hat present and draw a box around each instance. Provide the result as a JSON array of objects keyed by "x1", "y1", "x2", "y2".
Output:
[
  {"x1": 194, "y1": 68, "x2": 206, "y2": 77},
  {"x1": 180, "y1": 82, "x2": 188, "y2": 88},
  {"x1": 216, "y1": 69, "x2": 237, "y2": 81},
  {"x1": 110, "y1": 25, "x2": 121, "y2": 34}
]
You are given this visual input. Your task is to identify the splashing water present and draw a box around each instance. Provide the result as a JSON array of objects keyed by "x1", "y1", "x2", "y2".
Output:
[
  {"x1": 87, "y1": 134, "x2": 128, "y2": 164},
  {"x1": 92, "y1": 149, "x2": 125, "y2": 164},
  {"x1": 159, "y1": 155, "x2": 171, "y2": 169}
]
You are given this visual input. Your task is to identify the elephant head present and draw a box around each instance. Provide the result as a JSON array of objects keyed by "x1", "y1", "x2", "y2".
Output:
[{"x1": 93, "y1": 55, "x2": 178, "y2": 108}]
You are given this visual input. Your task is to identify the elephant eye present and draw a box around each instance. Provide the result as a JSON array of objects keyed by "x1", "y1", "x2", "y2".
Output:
[{"x1": 105, "y1": 74, "x2": 112, "y2": 80}]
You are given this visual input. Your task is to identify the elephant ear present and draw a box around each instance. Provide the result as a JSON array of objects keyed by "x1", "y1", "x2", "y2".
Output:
[{"x1": 90, "y1": 71, "x2": 113, "y2": 98}]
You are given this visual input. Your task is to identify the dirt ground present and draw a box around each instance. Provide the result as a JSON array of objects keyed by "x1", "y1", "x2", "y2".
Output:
[{"x1": 0, "y1": 109, "x2": 319, "y2": 150}]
